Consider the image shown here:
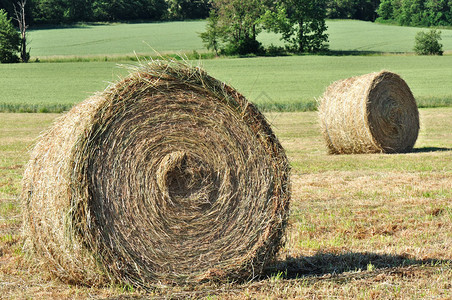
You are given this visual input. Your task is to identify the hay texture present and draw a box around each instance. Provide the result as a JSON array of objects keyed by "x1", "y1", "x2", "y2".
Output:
[
  {"x1": 22, "y1": 60, "x2": 290, "y2": 288},
  {"x1": 318, "y1": 71, "x2": 419, "y2": 154}
]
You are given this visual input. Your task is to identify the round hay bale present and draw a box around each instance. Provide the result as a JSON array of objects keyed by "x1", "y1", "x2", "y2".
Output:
[
  {"x1": 318, "y1": 71, "x2": 419, "y2": 154},
  {"x1": 22, "y1": 60, "x2": 290, "y2": 288}
]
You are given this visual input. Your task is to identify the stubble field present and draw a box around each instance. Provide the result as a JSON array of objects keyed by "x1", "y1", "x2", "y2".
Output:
[{"x1": 0, "y1": 108, "x2": 450, "y2": 298}]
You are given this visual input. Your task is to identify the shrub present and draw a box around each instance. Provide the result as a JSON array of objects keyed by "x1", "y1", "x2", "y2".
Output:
[
  {"x1": 0, "y1": 9, "x2": 20, "y2": 63},
  {"x1": 414, "y1": 29, "x2": 443, "y2": 56},
  {"x1": 236, "y1": 37, "x2": 263, "y2": 55},
  {"x1": 221, "y1": 37, "x2": 263, "y2": 56},
  {"x1": 265, "y1": 44, "x2": 287, "y2": 56}
]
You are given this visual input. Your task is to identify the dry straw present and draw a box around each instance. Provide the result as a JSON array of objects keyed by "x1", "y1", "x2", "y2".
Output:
[
  {"x1": 22, "y1": 59, "x2": 290, "y2": 288},
  {"x1": 318, "y1": 71, "x2": 419, "y2": 154}
]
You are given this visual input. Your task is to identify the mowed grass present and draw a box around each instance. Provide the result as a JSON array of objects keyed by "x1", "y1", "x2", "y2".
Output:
[
  {"x1": 1, "y1": 55, "x2": 452, "y2": 112},
  {"x1": 270, "y1": 108, "x2": 452, "y2": 173},
  {"x1": 0, "y1": 108, "x2": 451, "y2": 298},
  {"x1": 27, "y1": 20, "x2": 452, "y2": 58}
]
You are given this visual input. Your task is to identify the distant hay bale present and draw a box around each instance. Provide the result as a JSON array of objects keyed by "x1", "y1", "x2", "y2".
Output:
[
  {"x1": 318, "y1": 71, "x2": 419, "y2": 154},
  {"x1": 22, "y1": 60, "x2": 290, "y2": 288}
]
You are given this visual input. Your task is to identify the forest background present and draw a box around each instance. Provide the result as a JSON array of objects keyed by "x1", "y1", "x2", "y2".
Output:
[{"x1": 0, "y1": 0, "x2": 450, "y2": 28}]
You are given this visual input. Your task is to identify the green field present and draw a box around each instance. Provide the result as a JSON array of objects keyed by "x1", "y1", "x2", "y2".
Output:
[
  {"x1": 327, "y1": 19, "x2": 452, "y2": 53},
  {"x1": 203, "y1": 55, "x2": 452, "y2": 110},
  {"x1": 1, "y1": 55, "x2": 452, "y2": 112},
  {"x1": 0, "y1": 62, "x2": 123, "y2": 112},
  {"x1": 0, "y1": 19, "x2": 450, "y2": 112},
  {"x1": 28, "y1": 21, "x2": 207, "y2": 58},
  {"x1": 27, "y1": 20, "x2": 452, "y2": 58}
]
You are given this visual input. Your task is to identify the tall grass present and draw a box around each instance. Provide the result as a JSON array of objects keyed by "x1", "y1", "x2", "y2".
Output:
[
  {"x1": 35, "y1": 51, "x2": 216, "y2": 63},
  {"x1": 0, "y1": 103, "x2": 73, "y2": 113}
]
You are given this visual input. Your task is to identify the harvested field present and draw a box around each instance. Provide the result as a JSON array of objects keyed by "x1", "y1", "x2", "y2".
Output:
[{"x1": 0, "y1": 108, "x2": 451, "y2": 298}]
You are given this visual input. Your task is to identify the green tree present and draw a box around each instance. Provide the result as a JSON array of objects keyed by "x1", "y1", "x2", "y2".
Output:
[
  {"x1": 265, "y1": 0, "x2": 329, "y2": 53},
  {"x1": 353, "y1": 0, "x2": 380, "y2": 21},
  {"x1": 326, "y1": 0, "x2": 357, "y2": 19},
  {"x1": 66, "y1": 0, "x2": 93, "y2": 22},
  {"x1": 202, "y1": 0, "x2": 267, "y2": 55},
  {"x1": 326, "y1": 0, "x2": 379, "y2": 21},
  {"x1": 398, "y1": 0, "x2": 428, "y2": 26},
  {"x1": 199, "y1": 11, "x2": 223, "y2": 55},
  {"x1": 93, "y1": 0, "x2": 157, "y2": 21},
  {"x1": 32, "y1": 0, "x2": 66, "y2": 24},
  {"x1": 29, "y1": 0, "x2": 167, "y2": 24},
  {"x1": 137, "y1": 0, "x2": 167, "y2": 20},
  {"x1": 425, "y1": 0, "x2": 452, "y2": 26},
  {"x1": 0, "y1": 9, "x2": 20, "y2": 63},
  {"x1": 377, "y1": 0, "x2": 452, "y2": 27},
  {"x1": 377, "y1": 0, "x2": 394, "y2": 20},
  {"x1": 166, "y1": 0, "x2": 210, "y2": 20},
  {"x1": 414, "y1": 29, "x2": 443, "y2": 55}
]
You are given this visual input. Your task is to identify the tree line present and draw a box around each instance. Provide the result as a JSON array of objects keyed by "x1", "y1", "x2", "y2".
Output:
[
  {"x1": 0, "y1": 0, "x2": 386, "y2": 25},
  {"x1": 1, "y1": 1, "x2": 452, "y2": 26},
  {"x1": 0, "y1": 0, "x2": 211, "y2": 24},
  {"x1": 377, "y1": 0, "x2": 452, "y2": 27}
]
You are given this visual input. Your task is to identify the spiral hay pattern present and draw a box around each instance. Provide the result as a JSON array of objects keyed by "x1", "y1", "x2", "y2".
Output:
[
  {"x1": 22, "y1": 60, "x2": 290, "y2": 287},
  {"x1": 318, "y1": 71, "x2": 419, "y2": 154}
]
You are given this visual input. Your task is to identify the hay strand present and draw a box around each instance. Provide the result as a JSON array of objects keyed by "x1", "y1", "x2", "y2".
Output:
[
  {"x1": 318, "y1": 71, "x2": 420, "y2": 154},
  {"x1": 22, "y1": 59, "x2": 291, "y2": 288}
]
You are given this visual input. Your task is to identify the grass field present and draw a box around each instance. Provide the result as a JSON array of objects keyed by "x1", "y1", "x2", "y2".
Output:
[
  {"x1": 0, "y1": 62, "x2": 123, "y2": 112},
  {"x1": 28, "y1": 21, "x2": 207, "y2": 58},
  {"x1": 1, "y1": 19, "x2": 451, "y2": 113},
  {"x1": 203, "y1": 55, "x2": 452, "y2": 110},
  {"x1": 0, "y1": 109, "x2": 450, "y2": 298},
  {"x1": 327, "y1": 19, "x2": 452, "y2": 53},
  {"x1": 27, "y1": 20, "x2": 452, "y2": 58},
  {"x1": 1, "y1": 55, "x2": 452, "y2": 112},
  {"x1": 1, "y1": 18, "x2": 451, "y2": 297}
]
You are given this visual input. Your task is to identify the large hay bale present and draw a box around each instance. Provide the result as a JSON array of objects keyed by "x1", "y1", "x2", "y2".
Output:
[
  {"x1": 318, "y1": 71, "x2": 420, "y2": 154},
  {"x1": 22, "y1": 60, "x2": 290, "y2": 288}
]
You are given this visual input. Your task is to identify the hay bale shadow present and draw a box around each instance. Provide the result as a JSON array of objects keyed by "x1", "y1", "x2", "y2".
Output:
[
  {"x1": 265, "y1": 251, "x2": 451, "y2": 279},
  {"x1": 411, "y1": 147, "x2": 452, "y2": 153}
]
